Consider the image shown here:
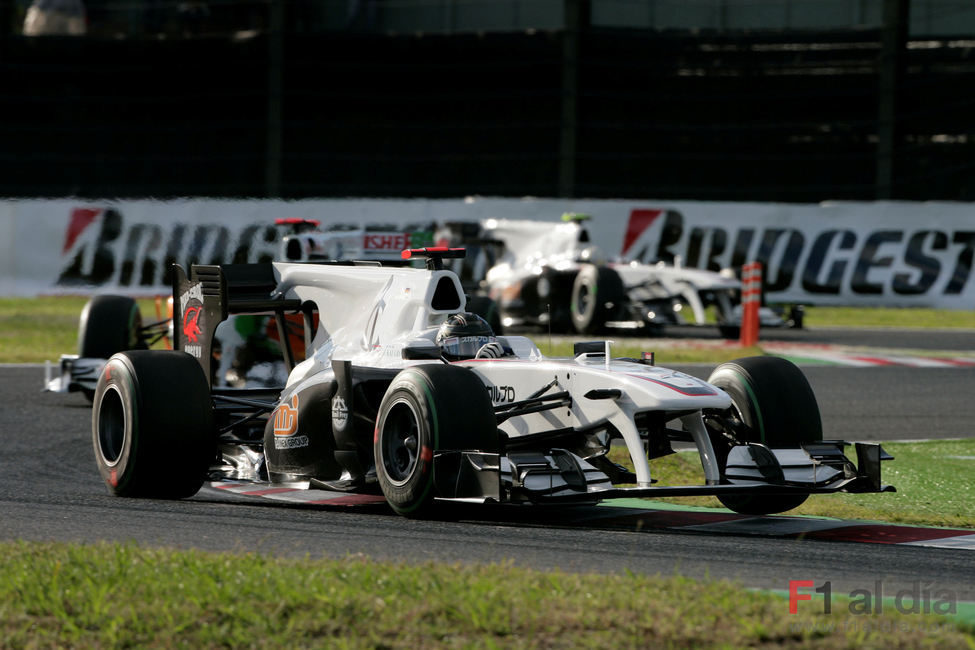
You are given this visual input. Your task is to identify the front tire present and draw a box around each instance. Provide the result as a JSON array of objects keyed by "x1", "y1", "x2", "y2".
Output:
[
  {"x1": 79, "y1": 295, "x2": 146, "y2": 358},
  {"x1": 706, "y1": 356, "x2": 822, "y2": 515},
  {"x1": 92, "y1": 350, "x2": 214, "y2": 499},
  {"x1": 374, "y1": 364, "x2": 497, "y2": 517},
  {"x1": 79, "y1": 295, "x2": 148, "y2": 402}
]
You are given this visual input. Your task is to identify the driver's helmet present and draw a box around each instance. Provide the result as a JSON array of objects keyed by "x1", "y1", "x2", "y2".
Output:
[{"x1": 436, "y1": 312, "x2": 496, "y2": 360}]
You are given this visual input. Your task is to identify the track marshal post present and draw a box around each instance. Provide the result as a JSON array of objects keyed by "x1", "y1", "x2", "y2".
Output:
[{"x1": 740, "y1": 261, "x2": 762, "y2": 347}]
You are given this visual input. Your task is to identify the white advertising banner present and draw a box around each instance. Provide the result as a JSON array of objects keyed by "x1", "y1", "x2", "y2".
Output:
[{"x1": 2, "y1": 197, "x2": 974, "y2": 309}]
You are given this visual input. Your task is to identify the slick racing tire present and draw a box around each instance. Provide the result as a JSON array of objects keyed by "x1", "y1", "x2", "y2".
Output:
[
  {"x1": 92, "y1": 350, "x2": 214, "y2": 499},
  {"x1": 79, "y1": 295, "x2": 149, "y2": 402},
  {"x1": 570, "y1": 264, "x2": 625, "y2": 334},
  {"x1": 79, "y1": 295, "x2": 147, "y2": 359},
  {"x1": 374, "y1": 364, "x2": 498, "y2": 518},
  {"x1": 706, "y1": 356, "x2": 823, "y2": 515}
]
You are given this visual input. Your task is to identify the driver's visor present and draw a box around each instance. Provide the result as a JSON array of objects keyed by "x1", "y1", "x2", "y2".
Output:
[{"x1": 440, "y1": 335, "x2": 496, "y2": 359}]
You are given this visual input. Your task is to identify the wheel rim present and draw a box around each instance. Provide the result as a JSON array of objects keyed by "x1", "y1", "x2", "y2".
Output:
[
  {"x1": 381, "y1": 399, "x2": 421, "y2": 486},
  {"x1": 97, "y1": 386, "x2": 126, "y2": 467},
  {"x1": 710, "y1": 388, "x2": 750, "y2": 447},
  {"x1": 574, "y1": 281, "x2": 592, "y2": 318}
]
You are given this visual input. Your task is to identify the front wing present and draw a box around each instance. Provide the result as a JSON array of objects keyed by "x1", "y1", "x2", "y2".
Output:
[
  {"x1": 44, "y1": 355, "x2": 104, "y2": 394},
  {"x1": 432, "y1": 440, "x2": 894, "y2": 505}
]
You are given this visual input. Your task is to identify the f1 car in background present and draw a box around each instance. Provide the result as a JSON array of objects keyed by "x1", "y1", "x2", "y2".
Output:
[
  {"x1": 276, "y1": 217, "x2": 437, "y2": 264},
  {"x1": 44, "y1": 294, "x2": 170, "y2": 400},
  {"x1": 89, "y1": 249, "x2": 892, "y2": 519},
  {"x1": 440, "y1": 214, "x2": 801, "y2": 336}
]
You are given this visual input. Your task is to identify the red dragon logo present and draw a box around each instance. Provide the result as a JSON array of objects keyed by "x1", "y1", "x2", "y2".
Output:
[{"x1": 182, "y1": 306, "x2": 202, "y2": 343}]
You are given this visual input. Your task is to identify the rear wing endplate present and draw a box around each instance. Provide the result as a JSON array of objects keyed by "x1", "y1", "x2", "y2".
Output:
[{"x1": 172, "y1": 263, "x2": 303, "y2": 385}]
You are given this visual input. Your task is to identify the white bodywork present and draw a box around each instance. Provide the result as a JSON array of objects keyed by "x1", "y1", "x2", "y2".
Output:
[
  {"x1": 44, "y1": 355, "x2": 102, "y2": 394},
  {"x1": 483, "y1": 219, "x2": 600, "y2": 277},
  {"x1": 479, "y1": 217, "x2": 783, "y2": 327},
  {"x1": 610, "y1": 259, "x2": 739, "y2": 325},
  {"x1": 459, "y1": 355, "x2": 728, "y2": 486},
  {"x1": 270, "y1": 261, "x2": 730, "y2": 487}
]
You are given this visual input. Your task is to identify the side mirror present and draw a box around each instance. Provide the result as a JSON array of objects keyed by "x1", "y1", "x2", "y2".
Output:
[{"x1": 402, "y1": 344, "x2": 442, "y2": 360}]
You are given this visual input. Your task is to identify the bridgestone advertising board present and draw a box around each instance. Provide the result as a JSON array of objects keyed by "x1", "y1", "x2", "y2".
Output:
[{"x1": 2, "y1": 197, "x2": 974, "y2": 309}]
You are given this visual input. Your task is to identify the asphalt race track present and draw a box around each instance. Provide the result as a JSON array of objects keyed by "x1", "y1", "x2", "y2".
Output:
[{"x1": 2, "y1": 326, "x2": 974, "y2": 605}]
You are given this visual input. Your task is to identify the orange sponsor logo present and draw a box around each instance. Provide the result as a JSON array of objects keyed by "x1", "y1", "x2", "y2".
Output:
[{"x1": 273, "y1": 395, "x2": 299, "y2": 437}]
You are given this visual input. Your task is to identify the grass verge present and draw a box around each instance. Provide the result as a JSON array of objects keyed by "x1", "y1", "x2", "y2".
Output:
[
  {"x1": 11, "y1": 298, "x2": 974, "y2": 366},
  {"x1": 0, "y1": 297, "x2": 167, "y2": 364},
  {"x1": 1, "y1": 541, "x2": 970, "y2": 649},
  {"x1": 0, "y1": 296, "x2": 760, "y2": 364},
  {"x1": 802, "y1": 306, "x2": 975, "y2": 329}
]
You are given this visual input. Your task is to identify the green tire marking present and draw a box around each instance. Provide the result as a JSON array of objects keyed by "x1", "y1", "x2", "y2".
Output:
[
  {"x1": 726, "y1": 367, "x2": 765, "y2": 444},
  {"x1": 127, "y1": 304, "x2": 140, "y2": 349},
  {"x1": 416, "y1": 374, "x2": 440, "y2": 450}
]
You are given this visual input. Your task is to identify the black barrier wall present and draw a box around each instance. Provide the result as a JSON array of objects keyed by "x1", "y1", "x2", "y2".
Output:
[{"x1": 2, "y1": 27, "x2": 974, "y2": 201}]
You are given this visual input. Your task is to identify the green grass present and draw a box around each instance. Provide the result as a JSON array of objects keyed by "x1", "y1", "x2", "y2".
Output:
[
  {"x1": 1, "y1": 541, "x2": 970, "y2": 649},
  {"x1": 802, "y1": 306, "x2": 975, "y2": 329},
  {"x1": 611, "y1": 439, "x2": 975, "y2": 529},
  {"x1": 8, "y1": 298, "x2": 975, "y2": 366},
  {"x1": 0, "y1": 296, "x2": 758, "y2": 364},
  {"x1": 0, "y1": 296, "x2": 167, "y2": 364}
]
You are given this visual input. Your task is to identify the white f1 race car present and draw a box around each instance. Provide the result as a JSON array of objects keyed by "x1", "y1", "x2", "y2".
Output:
[
  {"x1": 446, "y1": 215, "x2": 797, "y2": 336},
  {"x1": 44, "y1": 294, "x2": 170, "y2": 400},
  {"x1": 90, "y1": 249, "x2": 892, "y2": 517}
]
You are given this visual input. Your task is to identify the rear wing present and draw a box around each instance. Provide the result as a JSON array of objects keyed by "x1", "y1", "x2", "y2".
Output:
[{"x1": 172, "y1": 263, "x2": 306, "y2": 386}]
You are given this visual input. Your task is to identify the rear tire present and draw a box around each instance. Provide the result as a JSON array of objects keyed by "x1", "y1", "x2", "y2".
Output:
[
  {"x1": 91, "y1": 350, "x2": 214, "y2": 499},
  {"x1": 706, "y1": 356, "x2": 822, "y2": 515},
  {"x1": 571, "y1": 265, "x2": 626, "y2": 334},
  {"x1": 374, "y1": 364, "x2": 497, "y2": 517}
]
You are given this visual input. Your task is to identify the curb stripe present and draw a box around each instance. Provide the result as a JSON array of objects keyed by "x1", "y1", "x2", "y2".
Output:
[
  {"x1": 848, "y1": 355, "x2": 898, "y2": 366},
  {"x1": 207, "y1": 482, "x2": 975, "y2": 549},
  {"x1": 583, "y1": 503, "x2": 975, "y2": 549},
  {"x1": 902, "y1": 534, "x2": 975, "y2": 550},
  {"x1": 207, "y1": 482, "x2": 387, "y2": 507},
  {"x1": 235, "y1": 487, "x2": 299, "y2": 496},
  {"x1": 759, "y1": 342, "x2": 975, "y2": 368},
  {"x1": 796, "y1": 524, "x2": 975, "y2": 545}
]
